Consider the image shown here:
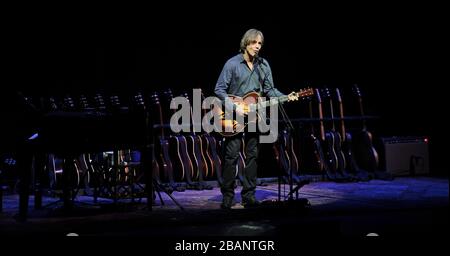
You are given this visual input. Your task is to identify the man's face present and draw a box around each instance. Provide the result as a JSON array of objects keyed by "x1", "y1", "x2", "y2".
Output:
[{"x1": 246, "y1": 35, "x2": 262, "y2": 58}]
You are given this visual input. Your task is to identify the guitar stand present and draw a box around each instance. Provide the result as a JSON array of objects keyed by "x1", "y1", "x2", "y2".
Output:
[
  {"x1": 284, "y1": 177, "x2": 310, "y2": 201},
  {"x1": 273, "y1": 164, "x2": 311, "y2": 210},
  {"x1": 151, "y1": 179, "x2": 185, "y2": 211},
  {"x1": 273, "y1": 136, "x2": 311, "y2": 209},
  {"x1": 37, "y1": 156, "x2": 98, "y2": 214},
  {"x1": 276, "y1": 98, "x2": 311, "y2": 209}
]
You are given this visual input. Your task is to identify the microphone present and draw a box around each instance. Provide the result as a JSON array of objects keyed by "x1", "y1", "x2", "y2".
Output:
[{"x1": 255, "y1": 54, "x2": 264, "y2": 65}]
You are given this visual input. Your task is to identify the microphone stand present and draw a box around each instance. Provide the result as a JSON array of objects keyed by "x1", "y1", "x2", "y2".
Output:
[
  {"x1": 256, "y1": 58, "x2": 309, "y2": 208},
  {"x1": 278, "y1": 98, "x2": 296, "y2": 201}
]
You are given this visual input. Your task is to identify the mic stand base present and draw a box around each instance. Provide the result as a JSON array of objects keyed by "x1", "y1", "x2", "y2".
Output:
[{"x1": 261, "y1": 197, "x2": 311, "y2": 210}]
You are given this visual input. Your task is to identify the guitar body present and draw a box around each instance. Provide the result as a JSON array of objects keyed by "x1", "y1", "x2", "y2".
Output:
[
  {"x1": 276, "y1": 139, "x2": 290, "y2": 178},
  {"x1": 200, "y1": 134, "x2": 214, "y2": 179},
  {"x1": 287, "y1": 132, "x2": 299, "y2": 175},
  {"x1": 341, "y1": 132, "x2": 370, "y2": 180},
  {"x1": 158, "y1": 138, "x2": 174, "y2": 184},
  {"x1": 281, "y1": 130, "x2": 299, "y2": 178},
  {"x1": 197, "y1": 136, "x2": 210, "y2": 180},
  {"x1": 186, "y1": 134, "x2": 208, "y2": 182},
  {"x1": 74, "y1": 153, "x2": 92, "y2": 188},
  {"x1": 323, "y1": 131, "x2": 341, "y2": 180},
  {"x1": 342, "y1": 132, "x2": 357, "y2": 171},
  {"x1": 302, "y1": 133, "x2": 327, "y2": 173},
  {"x1": 324, "y1": 132, "x2": 338, "y2": 172},
  {"x1": 332, "y1": 131, "x2": 347, "y2": 172},
  {"x1": 47, "y1": 154, "x2": 81, "y2": 190},
  {"x1": 151, "y1": 145, "x2": 160, "y2": 182},
  {"x1": 216, "y1": 92, "x2": 261, "y2": 137},
  {"x1": 352, "y1": 130, "x2": 379, "y2": 172},
  {"x1": 169, "y1": 134, "x2": 191, "y2": 182},
  {"x1": 204, "y1": 133, "x2": 223, "y2": 185},
  {"x1": 198, "y1": 92, "x2": 220, "y2": 181}
]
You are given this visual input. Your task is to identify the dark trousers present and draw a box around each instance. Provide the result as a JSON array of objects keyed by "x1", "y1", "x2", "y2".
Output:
[{"x1": 221, "y1": 133, "x2": 259, "y2": 201}]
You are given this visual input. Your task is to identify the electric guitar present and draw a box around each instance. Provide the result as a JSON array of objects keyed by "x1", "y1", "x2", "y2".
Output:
[{"x1": 215, "y1": 88, "x2": 314, "y2": 137}]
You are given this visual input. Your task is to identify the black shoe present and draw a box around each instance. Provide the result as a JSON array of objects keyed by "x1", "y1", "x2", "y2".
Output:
[
  {"x1": 242, "y1": 197, "x2": 261, "y2": 208},
  {"x1": 220, "y1": 197, "x2": 234, "y2": 210}
]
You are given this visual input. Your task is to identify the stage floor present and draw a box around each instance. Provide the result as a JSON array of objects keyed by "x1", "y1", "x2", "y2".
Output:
[{"x1": 0, "y1": 176, "x2": 448, "y2": 237}]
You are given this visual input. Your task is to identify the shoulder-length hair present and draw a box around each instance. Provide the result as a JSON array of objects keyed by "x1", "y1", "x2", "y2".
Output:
[{"x1": 239, "y1": 29, "x2": 264, "y2": 53}]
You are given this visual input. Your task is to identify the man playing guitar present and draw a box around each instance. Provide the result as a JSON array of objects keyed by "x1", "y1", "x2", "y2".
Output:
[{"x1": 214, "y1": 28, "x2": 299, "y2": 209}]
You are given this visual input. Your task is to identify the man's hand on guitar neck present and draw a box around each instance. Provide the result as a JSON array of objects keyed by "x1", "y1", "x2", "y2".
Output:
[{"x1": 287, "y1": 91, "x2": 299, "y2": 102}]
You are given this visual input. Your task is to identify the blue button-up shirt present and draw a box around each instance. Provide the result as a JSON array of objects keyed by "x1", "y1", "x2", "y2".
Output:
[{"x1": 214, "y1": 53, "x2": 284, "y2": 112}]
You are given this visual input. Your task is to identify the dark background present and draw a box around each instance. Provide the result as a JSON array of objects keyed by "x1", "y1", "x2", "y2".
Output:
[{"x1": 2, "y1": 4, "x2": 445, "y2": 175}]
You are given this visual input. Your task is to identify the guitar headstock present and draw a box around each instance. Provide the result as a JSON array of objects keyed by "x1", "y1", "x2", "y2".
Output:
[
  {"x1": 79, "y1": 94, "x2": 91, "y2": 110},
  {"x1": 321, "y1": 87, "x2": 331, "y2": 99},
  {"x1": 150, "y1": 92, "x2": 165, "y2": 135},
  {"x1": 162, "y1": 88, "x2": 174, "y2": 104},
  {"x1": 3, "y1": 157, "x2": 16, "y2": 166},
  {"x1": 352, "y1": 84, "x2": 365, "y2": 116},
  {"x1": 353, "y1": 84, "x2": 362, "y2": 98},
  {"x1": 132, "y1": 92, "x2": 146, "y2": 110},
  {"x1": 297, "y1": 87, "x2": 314, "y2": 98},
  {"x1": 182, "y1": 91, "x2": 191, "y2": 103},
  {"x1": 94, "y1": 93, "x2": 106, "y2": 111},
  {"x1": 150, "y1": 92, "x2": 161, "y2": 106},
  {"x1": 47, "y1": 96, "x2": 59, "y2": 111},
  {"x1": 62, "y1": 95, "x2": 76, "y2": 111},
  {"x1": 109, "y1": 95, "x2": 121, "y2": 109}
]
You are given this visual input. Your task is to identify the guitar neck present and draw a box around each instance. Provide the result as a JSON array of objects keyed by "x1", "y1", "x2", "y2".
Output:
[
  {"x1": 336, "y1": 88, "x2": 346, "y2": 139},
  {"x1": 328, "y1": 99, "x2": 336, "y2": 131},
  {"x1": 339, "y1": 101, "x2": 346, "y2": 140},
  {"x1": 315, "y1": 88, "x2": 325, "y2": 141},
  {"x1": 157, "y1": 104, "x2": 165, "y2": 138},
  {"x1": 308, "y1": 100, "x2": 316, "y2": 134},
  {"x1": 318, "y1": 102, "x2": 325, "y2": 141},
  {"x1": 358, "y1": 98, "x2": 368, "y2": 130},
  {"x1": 256, "y1": 94, "x2": 289, "y2": 109}
]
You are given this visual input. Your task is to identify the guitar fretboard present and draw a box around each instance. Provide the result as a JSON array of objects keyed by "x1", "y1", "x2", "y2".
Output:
[{"x1": 254, "y1": 95, "x2": 289, "y2": 110}]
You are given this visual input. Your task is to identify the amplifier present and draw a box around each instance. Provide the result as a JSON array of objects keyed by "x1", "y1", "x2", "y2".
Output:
[{"x1": 380, "y1": 136, "x2": 429, "y2": 176}]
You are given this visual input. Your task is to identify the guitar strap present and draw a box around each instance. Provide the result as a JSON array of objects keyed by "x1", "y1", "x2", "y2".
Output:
[{"x1": 238, "y1": 57, "x2": 263, "y2": 97}]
